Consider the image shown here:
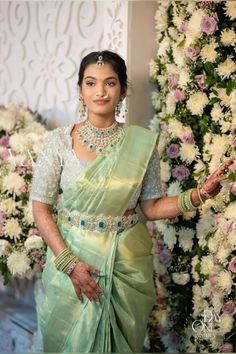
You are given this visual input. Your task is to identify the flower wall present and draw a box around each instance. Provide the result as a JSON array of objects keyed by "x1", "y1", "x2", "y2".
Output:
[
  {"x1": 0, "y1": 105, "x2": 47, "y2": 284},
  {"x1": 148, "y1": 1, "x2": 236, "y2": 352}
]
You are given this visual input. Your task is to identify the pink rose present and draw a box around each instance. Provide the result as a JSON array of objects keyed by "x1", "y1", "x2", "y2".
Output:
[
  {"x1": 0, "y1": 149, "x2": 10, "y2": 159},
  {"x1": 0, "y1": 212, "x2": 6, "y2": 223},
  {"x1": 0, "y1": 136, "x2": 9, "y2": 147},
  {"x1": 185, "y1": 47, "x2": 200, "y2": 61},
  {"x1": 222, "y1": 301, "x2": 235, "y2": 314},
  {"x1": 220, "y1": 343, "x2": 233, "y2": 353},
  {"x1": 209, "y1": 274, "x2": 218, "y2": 286},
  {"x1": 168, "y1": 73, "x2": 179, "y2": 89},
  {"x1": 159, "y1": 248, "x2": 171, "y2": 265},
  {"x1": 201, "y1": 16, "x2": 218, "y2": 35},
  {"x1": 195, "y1": 74, "x2": 208, "y2": 89},
  {"x1": 173, "y1": 89, "x2": 186, "y2": 102},
  {"x1": 180, "y1": 132, "x2": 194, "y2": 144},
  {"x1": 166, "y1": 144, "x2": 180, "y2": 158},
  {"x1": 230, "y1": 182, "x2": 236, "y2": 196},
  {"x1": 172, "y1": 165, "x2": 190, "y2": 181},
  {"x1": 229, "y1": 256, "x2": 236, "y2": 272}
]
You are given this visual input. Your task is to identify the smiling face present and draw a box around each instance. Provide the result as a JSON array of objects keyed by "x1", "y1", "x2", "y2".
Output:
[{"x1": 79, "y1": 63, "x2": 123, "y2": 119}]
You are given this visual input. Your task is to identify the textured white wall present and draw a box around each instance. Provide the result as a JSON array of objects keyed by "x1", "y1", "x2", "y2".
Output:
[{"x1": 0, "y1": 1, "x2": 128, "y2": 127}]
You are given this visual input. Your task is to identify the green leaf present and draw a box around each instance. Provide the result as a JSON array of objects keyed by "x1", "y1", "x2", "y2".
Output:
[
  {"x1": 226, "y1": 80, "x2": 234, "y2": 96},
  {"x1": 208, "y1": 97, "x2": 221, "y2": 105},
  {"x1": 204, "y1": 62, "x2": 215, "y2": 75}
]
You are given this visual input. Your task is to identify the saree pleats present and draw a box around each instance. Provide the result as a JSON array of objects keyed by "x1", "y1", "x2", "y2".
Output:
[{"x1": 38, "y1": 125, "x2": 158, "y2": 352}]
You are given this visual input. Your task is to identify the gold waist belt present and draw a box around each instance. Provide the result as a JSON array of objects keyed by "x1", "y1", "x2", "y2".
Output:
[{"x1": 58, "y1": 209, "x2": 139, "y2": 233}]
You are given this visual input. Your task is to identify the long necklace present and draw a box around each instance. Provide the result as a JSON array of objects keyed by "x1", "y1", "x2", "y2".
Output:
[{"x1": 76, "y1": 119, "x2": 124, "y2": 154}]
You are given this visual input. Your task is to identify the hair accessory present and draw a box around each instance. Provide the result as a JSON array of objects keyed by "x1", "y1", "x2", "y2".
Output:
[{"x1": 96, "y1": 55, "x2": 105, "y2": 67}]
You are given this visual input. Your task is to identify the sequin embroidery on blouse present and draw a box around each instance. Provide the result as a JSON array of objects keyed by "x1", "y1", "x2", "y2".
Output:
[{"x1": 30, "y1": 124, "x2": 162, "y2": 208}]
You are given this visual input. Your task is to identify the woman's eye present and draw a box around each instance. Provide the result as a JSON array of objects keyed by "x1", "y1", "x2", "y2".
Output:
[
  {"x1": 86, "y1": 82, "x2": 95, "y2": 86},
  {"x1": 106, "y1": 81, "x2": 116, "y2": 86}
]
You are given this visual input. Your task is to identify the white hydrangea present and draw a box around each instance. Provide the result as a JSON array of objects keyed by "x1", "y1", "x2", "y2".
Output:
[
  {"x1": 178, "y1": 227, "x2": 194, "y2": 252},
  {"x1": 172, "y1": 272, "x2": 190, "y2": 285},
  {"x1": 186, "y1": 92, "x2": 209, "y2": 116},
  {"x1": 24, "y1": 236, "x2": 44, "y2": 251},
  {"x1": 7, "y1": 251, "x2": 30, "y2": 277}
]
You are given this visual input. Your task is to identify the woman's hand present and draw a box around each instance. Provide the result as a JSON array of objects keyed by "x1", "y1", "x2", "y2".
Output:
[
  {"x1": 69, "y1": 261, "x2": 104, "y2": 302},
  {"x1": 201, "y1": 158, "x2": 235, "y2": 198}
]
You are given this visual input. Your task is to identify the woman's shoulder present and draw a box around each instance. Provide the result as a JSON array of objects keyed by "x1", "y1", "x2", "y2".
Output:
[{"x1": 43, "y1": 123, "x2": 74, "y2": 148}]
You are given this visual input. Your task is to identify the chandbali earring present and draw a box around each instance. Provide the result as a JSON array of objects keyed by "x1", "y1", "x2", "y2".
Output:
[
  {"x1": 115, "y1": 97, "x2": 128, "y2": 121},
  {"x1": 77, "y1": 96, "x2": 86, "y2": 118}
]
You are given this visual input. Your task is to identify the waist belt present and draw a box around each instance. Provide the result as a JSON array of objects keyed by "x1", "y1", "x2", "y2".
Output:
[{"x1": 58, "y1": 209, "x2": 139, "y2": 233}]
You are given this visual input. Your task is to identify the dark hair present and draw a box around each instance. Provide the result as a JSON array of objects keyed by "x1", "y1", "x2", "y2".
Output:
[{"x1": 77, "y1": 50, "x2": 128, "y2": 94}]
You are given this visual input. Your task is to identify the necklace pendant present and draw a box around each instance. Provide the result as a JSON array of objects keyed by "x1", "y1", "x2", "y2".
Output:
[
  {"x1": 88, "y1": 143, "x2": 94, "y2": 152},
  {"x1": 96, "y1": 146, "x2": 104, "y2": 154}
]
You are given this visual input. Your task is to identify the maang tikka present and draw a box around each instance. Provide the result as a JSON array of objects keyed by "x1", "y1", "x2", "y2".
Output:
[{"x1": 96, "y1": 55, "x2": 105, "y2": 67}]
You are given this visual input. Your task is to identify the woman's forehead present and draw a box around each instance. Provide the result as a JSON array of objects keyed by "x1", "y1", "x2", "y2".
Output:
[{"x1": 83, "y1": 63, "x2": 118, "y2": 80}]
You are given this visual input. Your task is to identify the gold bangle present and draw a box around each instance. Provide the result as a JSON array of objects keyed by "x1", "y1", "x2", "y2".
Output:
[{"x1": 197, "y1": 185, "x2": 204, "y2": 204}]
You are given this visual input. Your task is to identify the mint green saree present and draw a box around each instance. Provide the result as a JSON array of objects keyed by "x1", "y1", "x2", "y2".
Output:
[{"x1": 39, "y1": 125, "x2": 157, "y2": 353}]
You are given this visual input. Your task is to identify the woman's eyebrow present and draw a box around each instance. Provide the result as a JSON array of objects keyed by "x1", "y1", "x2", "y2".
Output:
[{"x1": 84, "y1": 76, "x2": 118, "y2": 80}]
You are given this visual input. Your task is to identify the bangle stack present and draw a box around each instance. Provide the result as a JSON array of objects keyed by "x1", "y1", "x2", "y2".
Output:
[
  {"x1": 54, "y1": 248, "x2": 79, "y2": 276},
  {"x1": 197, "y1": 185, "x2": 205, "y2": 204},
  {"x1": 198, "y1": 184, "x2": 213, "y2": 199},
  {"x1": 178, "y1": 189, "x2": 198, "y2": 213}
]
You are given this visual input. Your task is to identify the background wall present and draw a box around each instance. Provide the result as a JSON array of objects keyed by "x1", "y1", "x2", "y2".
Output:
[{"x1": 0, "y1": 0, "x2": 157, "y2": 128}]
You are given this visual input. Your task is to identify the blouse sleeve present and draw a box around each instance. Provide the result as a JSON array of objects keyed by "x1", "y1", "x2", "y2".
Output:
[
  {"x1": 29, "y1": 129, "x2": 62, "y2": 205},
  {"x1": 139, "y1": 146, "x2": 163, "y2": 202}
]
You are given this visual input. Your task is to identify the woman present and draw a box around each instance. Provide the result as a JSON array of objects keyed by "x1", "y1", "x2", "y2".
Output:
[{"x1": 30, "y1": 50, "x2": 233, "y2": 353}]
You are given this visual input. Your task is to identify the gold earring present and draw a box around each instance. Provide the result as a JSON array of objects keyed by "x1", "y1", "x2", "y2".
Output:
[
  {"x1": 78, "y1": 97, "x2": 86, "y2": 118},
  {"x1": 115, "y1": 98, "x2": 128, "y2": 120}
]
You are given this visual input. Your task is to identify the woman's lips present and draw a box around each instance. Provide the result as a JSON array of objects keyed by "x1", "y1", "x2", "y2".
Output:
[{"x1": 93, "y1": 100, "x2": 109, "y2": 105}]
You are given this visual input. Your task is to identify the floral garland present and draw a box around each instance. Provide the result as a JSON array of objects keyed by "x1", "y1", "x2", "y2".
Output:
[
  {"x1": 148, "y1": 1, "x2": 236, "y2": 352},
  {"x1": 0, "y1": 104, "x2": 47, "y2": 284}
]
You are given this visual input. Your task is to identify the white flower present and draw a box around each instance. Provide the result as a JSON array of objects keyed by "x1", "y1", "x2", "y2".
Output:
[
  {"x1": 201, "y1": 255, "x2": 215, "y2": 275},
  {"x1": 224, "y1": 1, "x2": 236, "y2": 20},
  {"x1": 228, "y1": 230, "x2": 236, "y2": 249},
  {"x1": 154, "y1": 309, "x2": 169, "y2": 328},
  {"x1": 4, "y1": 218, "x2": 22, "y2": 241},
  {"x1": 168, "y1": 119, "x2": 184, "y2": 138},
  {"x1": 157, "y1": 75, "x2": 167, "y2": 86},
  {"x1": 23, "y1": 201, "x2": 34, "y2": 225},
  {"x1": 172, "y1": 45, "x2": 186, "y2": 66},
  {"x1": 220, "y1": 29, "x2": 236, "y2": 46},
  {"x1": 2, "y1": 172, "x2": 25, "y2": 195},
  {"x1": 152, "y1": 92, "x2": 162, "y2": 110},
  {"x1": 217, "y1": 58, "x2": 236, "y2": 79},
  {"x1": 182, "y1": 210, "x2": 197, "y2": 220},
  {"x1": 155, "y1": 219, "x2": 168, "y2": 235},
  {"x1": 166, "y1": 93, "x2": 176, "y2": 115},
  {"x1": 196, "y1": 210, "x2": 214, "y2": 247},
  {"x1": 163, "y1": 226, "x2": 176, "y2": 250},
  {"x1": 193, "y1": 159, "x2": 206, "y2": 176},
  {"x1": 157, "y1": 132, "x2": 169, "y2": 155},
  {"x1": 193, "y1": 285, "x2": 204, "y2": 317},
  {"x1": 187, "y1": 92, "x2": 208, "y2": 115},
  {"x1": 0, "y1": 111, "x2": 15, "y2": 132},
  {"x1": 153, "y1": 256, "x2": 166, "y2": 276},
  {"x1": 0, "y1": 198, "x2": 17, "y2": 216},
  {"x1": 216, "y1": 244, "x2": 232, "y2": 265},
  {"x1": 212, "y1": 292, "x2": 224, "y2": 313},
  {"x1": 211, "y1": 103, "x2": 223, "y2": 122},
  {"x1": 167, "y1": 181, "x2": 182, "y2": 196},
  {"x1": 230, "y1": 90, "x2": 236, "y2": 113},
  {"x1": 217, "y1": 270, "x2": 232, "y2": 294},
  {"x1": 168, "y1": 27, "x2": 179, "y2": 41},
  {"x1": 0, "y1": 240, "x2": 12, "y2": 257},
  {"x1": 192, "y1": 255, "x2": 200, "y2": 282},
  {"x1": 155, "y1": 8, "x2": 168, "y2": 32},
  {"x1": 209, "y1": 135, "x2": 229, "y2": 160},
  {"x1": 160, "y1": 160, "x2": 171, "y2": 182},
  {"x1": 157, "y1": 37, "x2": 171, "y2": 56},
  {"x1": 178, "y1": 69, "x2": 191, "y2": 88},
  {"x1": 219, "y1": 313, "x2": 234, "y2": 335},
  {"x1": 187, "y1": 9, "x2": 206, "y2": 40},
  {"x1": 224, "y1": 202, "x2": 236, "y2": 220},
  {"x1": 24, "y1": 236, "x2": 44, "y2": 251},
  {"x1": 217, "y1": 88, "x2": 231, "y2": 107},
  {"x1": 200, "y1": 40, "x2": 218, "y2": 63},
  {"x1": 149, "y1": 59, "x2": 158, "y2": 79},
  {"x1": 172, "y1": 272, "x2": 190, "y2": 285},
  {"x1": 180, "y1": 143, "x2": 199, "y2": 164},
  {"x1": 7, "y1": 251, "x2": 30, "y2": 277},
  {"x1": 178, "y1": 227, "x2": 194, "y2": 252}
]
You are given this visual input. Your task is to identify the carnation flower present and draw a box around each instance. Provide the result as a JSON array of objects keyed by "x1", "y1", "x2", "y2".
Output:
[
  {"x1": 24, "y1": 236, "x2": 44, "y2": 251},
  {"x1": 220, "y1": 29, "x2": 236, "y2": 46},
  {"x1": 217, "y1": 270, "x2": 232, "y2": 293},
  {"x1": 200, "y1": 40, "x2": 218, "y2": 62},
  {"x1": 172, "y1": 165, "x2": 190, "y2": 181},
  {"x1": 7, "y1": 251, "x2": 30, "y2": 277},
  {"x1": 4, "y1": 218, "x2": 22, "y2": 241},
  {"x1": 180, "y1": 143, "x2": 199, "y2": 164},
  {"x1": 0, "y1": 240, "x2": 12, "y2": 257},
  {"x1": 186, "y1": 92, "x2": 208, "y2": 115},
  {"x1": 172, "y1": 272, "x2": 190, "y2": 285},
  {"x1": 217, "y1": 58, "x2": 236, "y2": 79},
  {"x1": 200, "y1": 16, "x2": 218, "y2": 35},
  {"x1": 224, "y1": 1, "x2": 236, "y2": 20}
]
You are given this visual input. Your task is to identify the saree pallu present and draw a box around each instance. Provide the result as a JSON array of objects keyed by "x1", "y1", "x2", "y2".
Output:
[{"x1": 38, "y1": 125, "x2": 158, "y2": 353}]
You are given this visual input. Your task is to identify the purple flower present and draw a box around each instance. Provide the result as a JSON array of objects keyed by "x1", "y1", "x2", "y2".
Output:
[
  {"x1": 229, "y1": 256, "x2": 236, "y2": 272},
  {"x1": 168, "y1": 73, "x2": 179, "y2": 89},
  {"x1": 0, "y1": 136, "x2": 9, "y2": 147},
  {"x1": 220, "y1": 343, "x2": 234, "y2": 353},
  {"x1": 0, "y1": 149, "x2": 10, "y2": 159},
  {"x1": 201, "y1": 16, "x2": 218, "y2": 35},
  {"x1": 153, "y1": 239, "x2": 163, "y2": 253},
  {"x1": 230, "y1": 182, "x2": 236, "y2": 196},
  {"x1": 173, "y1": 89, "x2": 186, "y2": 102},
  {"x1": 195, "y1": 74, "x2": 208, "y2": 89},
  {"x1": 166, "y1": 144, "x2": 180, "y2": 158},
  {"x1": 169, "y1": 332, "x2": 180, "y2": 348},
  {"x1": 159, "y1": 248, "x2": 171, "y2": 265},
  {"x1": 172, "y1": 165, "x2": 190, "y2": 181},
  {"x1": 222, "y1": 301, "x2": 235, "y2": 314},
  {"x1": 185, "y1": 46, "x2": 200, "y2": 61},
  {"x1": 0, "y1": 212, "x2": 6, "y2": 222},
  {"x1": 180, "y1": 132, "x2": 194, "y2": 144}
]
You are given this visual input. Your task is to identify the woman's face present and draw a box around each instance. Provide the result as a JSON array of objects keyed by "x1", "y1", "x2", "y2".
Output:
[{"x1": 79, "y1": 63, "x2": 122, "y2": 117}]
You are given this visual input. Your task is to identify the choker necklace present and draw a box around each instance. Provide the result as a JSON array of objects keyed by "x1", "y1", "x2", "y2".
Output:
[{"x1": 77, "y1": 120, "x2": 124, "y2": 154}]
